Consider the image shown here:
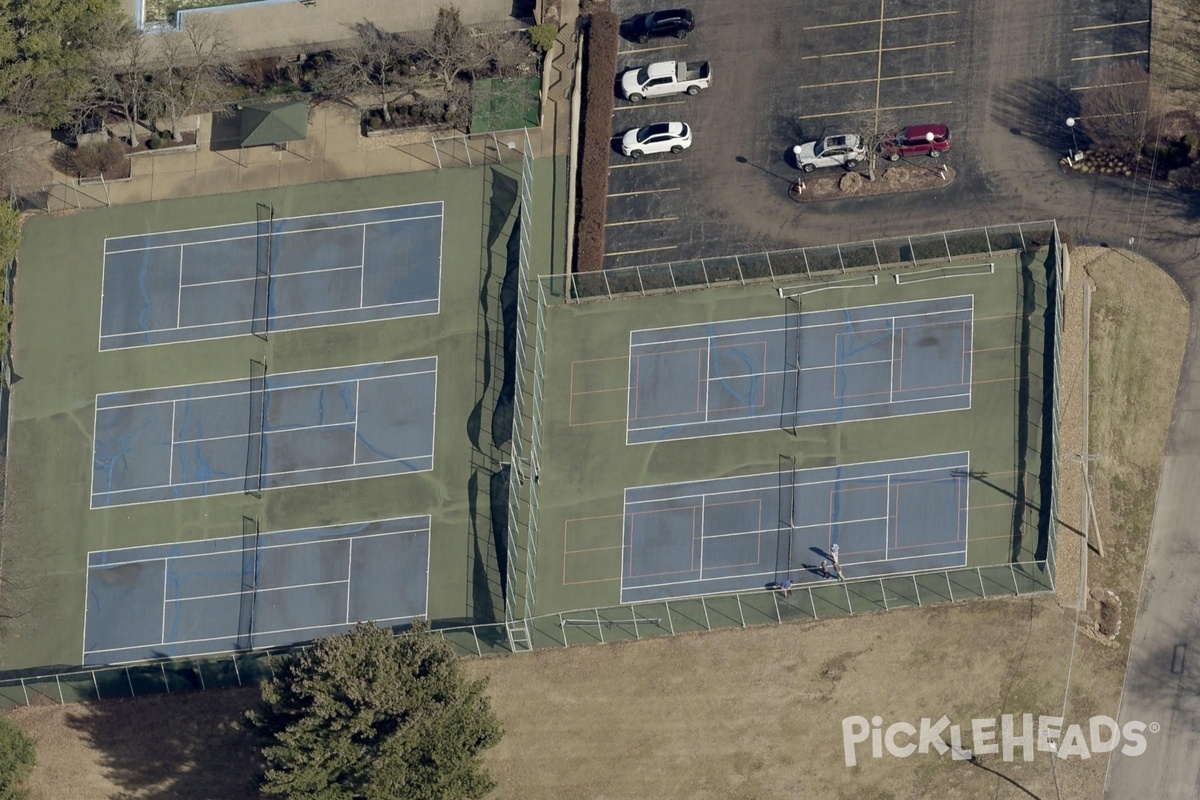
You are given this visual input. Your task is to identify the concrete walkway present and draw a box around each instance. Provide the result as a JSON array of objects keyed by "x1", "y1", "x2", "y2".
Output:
[{"x1": 38, "y1": 18, "x2": 578, "y2": 210}]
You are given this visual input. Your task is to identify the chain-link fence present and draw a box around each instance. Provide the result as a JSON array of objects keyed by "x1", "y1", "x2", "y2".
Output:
[
  {"x1": 563, "y1": 221, "x2": 1055, "y2": 302},
  {"x1": 0, "y1": 557, "x2": 1053, "y2": 710}
]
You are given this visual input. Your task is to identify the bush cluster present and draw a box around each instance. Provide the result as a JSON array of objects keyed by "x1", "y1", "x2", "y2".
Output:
[
  {"x1": 574, "y1": 10, "x2": 619, "y2": 275},
  {"x1": 54, "y1": 137, "x2": 127, "y2": 178}
]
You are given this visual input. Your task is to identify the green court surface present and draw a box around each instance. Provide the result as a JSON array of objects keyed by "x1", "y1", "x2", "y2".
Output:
[
  {"x1": 470, "y1": 77, "x2": 541, "y2": 134},
  {"x1": 3, "y1": 159, "x2": 560, "y2": 673},
  {"x1": 528, "y1": 247, "x2": 1058, "y2": 620}
]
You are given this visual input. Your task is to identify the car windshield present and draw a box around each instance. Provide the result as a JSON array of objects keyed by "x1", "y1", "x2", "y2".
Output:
[
  {"x1": 638, "y1": 124, "x2": 671, "y2": 142},
  {"x1": 635, "y1": 67, "x2": 651, "y2": 84}
]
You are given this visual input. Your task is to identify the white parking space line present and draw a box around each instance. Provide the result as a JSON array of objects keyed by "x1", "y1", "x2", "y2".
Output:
[
  {"x1": 1071, "y1": 49, "x2": 1149, "y2": 62},
  {"x1": 1070, "y1": 79, "x2": 1149, "y2": 92},
  {"x1": 605, "y1": 216, "x2": 680, "y2": 227},
  {"x1": 606, "y1": 245, "x2": 678, "y2": 257},
  {"x1": 1072, "y1": 20, "x2": 1149, "y2": 32},
  {"x1": 800, "y1": 70, "x2": 953, "y2": 89},
  {"x1": 607, "y1": 187, "x2": 682, "y2": 198},
  {"x1": 613, "y1": 100, "x2": 686, "y2": 111},
  {"x1": 609, "y1": 159, "x2": 683, "y2": 169},
  {"x1": 797, "y1": 100, "x2": 953, "y2": 120},
  {"x1": 619, "y1": 43, "x2": 687, "y2": 55},
  {"x1": 802, "y1": 41, "x2": 955, "y2": 60},
  {"x1": 803, "y1": 10, "x2": 957, "y2": 30}
]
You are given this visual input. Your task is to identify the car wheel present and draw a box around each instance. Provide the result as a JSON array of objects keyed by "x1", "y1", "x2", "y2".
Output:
[
  {"x1": 670, "y1": 145, "x2": 683, "y2": 154},
  {"x1": 846, "y1": 159, "x2": 859, "y2": 168},
  {"x1": 887, "y1": 153, "x2": 900, "y2": 162},
  {"x1": 629, "y1": 150, "x2": 643, "y2": 159},
  {"x1": 929, "y1": 149, "x2": 941, "y2": 158},
  {"x1": 686, "y1": 86, "x2": 699, "y2": 96},
  {"x1": 637, "y1": 34, "x2": 649, "y2": 44},
  {"x1": 675, "y1": 30, "x2": 687, "y2": 39},
  {"x1": 803, "y1": 163, "x2": 815, "y2": 173},
  {"x1": 629, "y1": 93, "x2": 643, "y2": 103}
]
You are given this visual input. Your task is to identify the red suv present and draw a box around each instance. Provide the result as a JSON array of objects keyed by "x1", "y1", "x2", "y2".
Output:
[{"x1": 879, "y1": 124, "x2": 952, "y2": 160}]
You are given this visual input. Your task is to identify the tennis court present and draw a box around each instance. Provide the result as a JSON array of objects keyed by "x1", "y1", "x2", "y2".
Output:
[
  {"x1": 626, "y1": 296, "x2": 973, "y2": 444},
  {"x1": 620, "y1": 453, "x2": 970, "y2": 603},
  {"x1": 99, "y1": 202, "x2": 443, "y2": 350},
  {"x1": 82, "y1": 516, "x2": 430, "y2": 665},
  {"x1": 91, "y1": 357, "x2": 437, "y2": 508}
]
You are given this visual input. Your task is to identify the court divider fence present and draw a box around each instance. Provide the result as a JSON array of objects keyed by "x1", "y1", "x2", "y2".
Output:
[
  {"x1": 501, "y1": 128, "x2": 544, "y2": 651},
  {"x1": 0, "y1": 558, "x2": 1053, "y2": 710},
  {"x1": 557, "y1": 220, "x2": 1060, "y2": 302}
]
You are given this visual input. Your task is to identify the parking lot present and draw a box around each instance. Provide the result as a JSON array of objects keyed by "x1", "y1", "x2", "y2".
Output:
[
  {"x1": 601, "y1": 0, "x2": 1153, "y2": 272},
  {"x1": 604, "y1": 0, "x2": 974, "y2": 270}
]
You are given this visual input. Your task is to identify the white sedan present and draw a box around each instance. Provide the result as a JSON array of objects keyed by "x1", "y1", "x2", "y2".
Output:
[
  {"x1": 792, "y1": 134, "x2": 866, "y2": 172},
  {"x1": 620, "y1": 122, "x2": 692, "y2": 158}
]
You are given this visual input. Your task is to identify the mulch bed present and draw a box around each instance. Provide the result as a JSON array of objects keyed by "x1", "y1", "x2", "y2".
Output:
[{"x1": 789, "y1": 163, "x2": 956, "y2": 202}]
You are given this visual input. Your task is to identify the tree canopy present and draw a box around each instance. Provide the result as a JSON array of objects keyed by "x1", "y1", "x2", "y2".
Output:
[
  {"x1": 0, "y1": 0, "x2": 128, "y2": 130},
  {"x1": 250, "y1": 621, "x2": 503, "y2": 799},
  {"x1": 0, "y1": 715, "x2": 35, "y2": 800}
]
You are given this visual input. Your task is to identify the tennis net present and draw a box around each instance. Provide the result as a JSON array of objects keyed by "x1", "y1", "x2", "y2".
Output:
[
  {"x1": 244, "y1": 358, "x2": 268, "y2": 496},
  {"x1": 252, "y1": 202, "x2": 274, "y2": 340}
]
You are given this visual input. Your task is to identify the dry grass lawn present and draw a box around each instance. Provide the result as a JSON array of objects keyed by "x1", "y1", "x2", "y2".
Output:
[{"x1": 4, "y1": 248, "x2": 1187, "y2": 800}]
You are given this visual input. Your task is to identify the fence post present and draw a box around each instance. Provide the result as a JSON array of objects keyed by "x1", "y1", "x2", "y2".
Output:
[
  {"x1": 632, "y1": 610, "x2": 640, "y2": 639},
  {"x1": 664, "y1": 601, "x2": 675, "y2": 634},
  {"x1": 942, "y1": 231, "x2": 952, "y2": 260},
  {"x1": 1009, "y1": 563, "x2": 1020, "y2": 595},
  {"x1": 976, "y1": 567, "x2": 985, "y2": 598},
  {"x1": 55, "y1": 675, "x2": 64, "y2": 704},
  {"x1": 734, "y1": 255, "x2": 746, "y2": 285},
  {"x1": 984, "y1": 225, "x2": 993, "y2": 258},
  {"x1": 766, "y1": 251, "x2": 775, "y2": 281},
  {"x1": 700, "y1": 258, "x2": 710, "y2": 287},
  {"x1": 772, "y1": 589, "x2": 781, "y2": 622},
  {"x1": 161, "y1": 664, "x2": 170, "y2": 693},
  {"x1": 471, "y1": 626, "x2": 482, "y2": 656},
  {"x1": 595, "y1": 609, "x2": 605, "y2": 643},
  {"x1": 93, "y1": 671, "x2": 100, "y2": 700},
  {"x1": 880, "y1": 579, "x2": 889, "y2": 610},
  {"x1": 125, "y1": 667, "x2": 135, "y2": 697},
  {"x1": 836, "y1": 243, "x2": 846, "y2": 273},
  {"x1": 913, "y1": 575, "x2": 922, "y2": 606},
  {"x1": 231, "y1": 656, "x2": 241, "y2": 686},
  {"x1": 844, "y1": 583, "x2": 852, "y2": 613},
  {"x1": 1017, "y1": 222, "x2": 1026, "y2": 250},
  {"x1": 802, "y1": 248, "x2": 811, "y2": 278},
  {"x1": 946, "y1": 572, "x2": 954, "y2": 602},
  {"x1": 736, "y1": 594, "x2": 746, "y2": 628},
  {"x1": 808, "y1": 587, "x2": 817, "y2": 619},
  {"x1": 20, "y1": 678, "x2": 28, "y2": 707},
  {"x1": 462, "y1": 134, "x2": 472, "y2": 167},
  {"x1": 602, "y1": 269, "x2": 613, "y2": 300},
  {"x1": 872, "y1": 238, "x2": 881, "y2": 270},
  {"x1": 701, "y1": 597, "x2": 711, "y2": 630}
]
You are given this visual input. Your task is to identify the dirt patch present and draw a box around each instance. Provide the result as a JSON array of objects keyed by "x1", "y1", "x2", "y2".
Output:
[{"x1": 789, "y1": 164, "x2": 956, "y2": 202}]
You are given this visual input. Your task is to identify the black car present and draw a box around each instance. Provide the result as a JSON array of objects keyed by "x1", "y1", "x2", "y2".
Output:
[{"x1": 628, "y1": 9, "x2": 695, "y2": 43}]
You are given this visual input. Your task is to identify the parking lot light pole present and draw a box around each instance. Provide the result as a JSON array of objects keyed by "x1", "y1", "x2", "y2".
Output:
[{"x1": 1066, "y1": 118, "x2": 1079, "y2": 159}]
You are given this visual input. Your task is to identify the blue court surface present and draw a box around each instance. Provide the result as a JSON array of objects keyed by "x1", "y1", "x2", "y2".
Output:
[
  {"x1": 620, "y1": 453, "x2": 969, "y2": 603},
  {"x1": 99, "y1": 203, "x2": 442, "y2": 350},
  {"x1": 83, "y1": 516, "x2": 430, "y2": 665},
  {"x1": 92, "y1": 358, "x2": 436, "y2": 508},
  {"x1": 626, "y1": 297, "x2": 973, "y2": 444}
]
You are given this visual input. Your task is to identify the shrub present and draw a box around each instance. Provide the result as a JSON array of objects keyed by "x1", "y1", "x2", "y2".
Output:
[
  {"x1": 368, "y1": 115, "x2": 383, "y2": 129},
  {"x1": 146, "y1": 135, "x2": 164, "y2": 150},
  {"x1": 529, "y1": 23, "x2": 558, "y2": 55},
  {"x1": 0, "y1": 715, "x2": 36, "y2": 800},
  {"x1": 575, "y1": 10, "x2": 620, "y2": 275},
  {"x1": 55, "y1": 138, "x2": 128, "y2": 178}
]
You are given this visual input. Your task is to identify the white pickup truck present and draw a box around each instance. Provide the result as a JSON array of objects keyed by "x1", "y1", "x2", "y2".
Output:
[{"x1": 619, "y1": 61, "x2": 712, "y2": 102}]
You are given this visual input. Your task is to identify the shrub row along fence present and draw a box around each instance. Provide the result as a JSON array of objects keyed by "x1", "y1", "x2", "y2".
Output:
[
  {"x1": 573, "y1": 11, "x2": 619, "y2": 274},
  {"x1": 561, "y1": 221, "x2": 1060, "y2": 302},
  {"x1": 0, "y1": 559, "x2": 1054, "y2": 710}
]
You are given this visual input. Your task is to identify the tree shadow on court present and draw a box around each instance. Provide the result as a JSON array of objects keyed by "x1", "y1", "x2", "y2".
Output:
[{"x1": 63, "y1": 685, "x2": 263, "y2": 799}]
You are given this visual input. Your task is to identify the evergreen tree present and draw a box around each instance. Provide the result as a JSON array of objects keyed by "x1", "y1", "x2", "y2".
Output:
[
  {"x1": 0, "y1": 715, "x2": 35, "y2": 800},
  {"x1": 250, "y1": 621, "x2": 502, "y2": 799}
]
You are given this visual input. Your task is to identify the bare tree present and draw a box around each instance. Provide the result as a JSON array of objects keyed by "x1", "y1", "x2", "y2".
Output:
[
  {"x1": 1079, "y1": 61, "x2": 1158, "y2": 156},
  {"x1": 474, "y1": 30, "x2": 536, "y2": 79},
  {"x1": 325, "y1": 21, "x2": 419, "y2": 124},
  {"x1": 150, "y1": 16, "x2": 232, "y2": 141},
  {"x1": 421, "y1": 5, "x2": 480, "y2": 92},
  {"x1": 97, "y1": 22, "x2": 153, "y2": 146}
]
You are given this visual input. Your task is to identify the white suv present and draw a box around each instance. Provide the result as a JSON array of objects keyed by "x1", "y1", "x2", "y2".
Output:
[
  {"x1": 792, "y1": 134, "x2": 866, "y2": 172},
  {"x1": 621, "y1": 122, "x2": 693, "y2": 158}
]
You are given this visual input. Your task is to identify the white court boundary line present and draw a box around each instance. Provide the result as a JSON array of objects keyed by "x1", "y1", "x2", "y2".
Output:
[
  {"x1": 620, "y1": 456, "x2": 971, "y2": 597},
  {"x1": 98, "y1": 202, "x2": 445, "y2": 352},
  {"x1": 83, "y1": 517, "x2": 432, "y2": 661}
]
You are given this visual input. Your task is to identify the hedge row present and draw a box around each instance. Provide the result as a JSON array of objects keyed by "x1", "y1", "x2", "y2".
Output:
[{"x1": 574, "y1": 10, "x2": 620, "y2": 274}]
